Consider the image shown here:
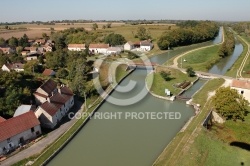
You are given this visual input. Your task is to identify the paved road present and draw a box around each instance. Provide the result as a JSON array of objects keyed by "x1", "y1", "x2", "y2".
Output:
[{"x1": 0, "y1": 101, "x2": 84, "y2": 166}]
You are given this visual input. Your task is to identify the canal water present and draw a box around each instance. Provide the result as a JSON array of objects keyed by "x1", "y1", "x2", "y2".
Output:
[
  {"x1": 48, "y1": 28, "x2": 224, "y2": 166},
  {"x1": 208, "y1": 37, "x2": 243, "y2": 75}
]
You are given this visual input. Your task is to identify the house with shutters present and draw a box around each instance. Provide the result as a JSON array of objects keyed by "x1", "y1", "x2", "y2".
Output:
[
  {"x1": 0, "y1": 112, "x2": 41, "y2": 155},
  {"x1": 34, "y1": 79, "x2": 74, "y2": 129}
]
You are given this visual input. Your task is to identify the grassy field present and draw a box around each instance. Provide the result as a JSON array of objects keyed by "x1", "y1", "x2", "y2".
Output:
[
  {"x1": 177, "y1": 45, "x2": 221, "y2": 71},
  {"x1": 148, "y1": 66, "x2": 197, "y2": 96},
  {"x1": 153, "y1": 78, "x2": 225, "y2": 166},
  {"x1": 192, "y1": 78, "x2": 225, "y2": 107}
]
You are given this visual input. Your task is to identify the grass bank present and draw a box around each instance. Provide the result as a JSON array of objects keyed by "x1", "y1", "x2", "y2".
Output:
[
  {"x1": 153, "y1": 78, "x2": 225, "y2": 166},
  {"x1": 192, "y1": 78, "x2": 225, "y2": 107},
  {"x1": 225, "y1": 35, "x2": 249, "y2": 77},
  {"x1": 148, "y1": 66, "x2": 197, "y2": 96},
  {"x1": 177, "y1": 45, "x2": 221, "y2": 71}
]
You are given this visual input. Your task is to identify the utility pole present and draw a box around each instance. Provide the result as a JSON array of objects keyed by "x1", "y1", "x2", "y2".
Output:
[{"x1": 84, "y1": 92, "x2": 87, "y2": 111}]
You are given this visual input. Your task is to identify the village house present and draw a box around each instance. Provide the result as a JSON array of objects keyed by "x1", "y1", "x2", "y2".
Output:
[
  {"x1": 124, "y1": 41, "x2": 135, "y2": 51},
  {"x1": 26, "y1": 55, "x2": 38, "y2": 61},
  {"x1": 140, "y1": 40, "x2": 154, "y2": 51},
  {"x1": 34, "y1": 79, "x2": 74, "y2": 129},
  {"x1": 1, "y1": 63, "x2": 24, "y2": 72},
  {"x1": 34, "y1": 39, "x2": 46, "y2": 45},
  {"x1": 89, "y1": 44, "x2": 109, "y2": 54},
  {"x1": 0, "y1": 112, "x2": 41, "y2": 155},
  {"x1": 106, "y1": 47, "x2": 122, "y2": 55},
  {"x1": 21, "y1": 51, "x2": 29, "y2": 56},
  {"x1": 42, "y1": 69, "x2": 56, "y2": 76},
  {"x1": 30, "y1": 47, "x2": 38, "y2": 53},
  {"x1": 68, "y1": 44, "x2": 85, "y2": 51},
  {"x1": 0, "y1": 47, "x2": 15, "y2": 54}
]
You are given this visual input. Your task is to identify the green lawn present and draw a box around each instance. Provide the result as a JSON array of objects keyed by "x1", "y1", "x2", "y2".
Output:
[
  {"x1": 148, "y1": 67, "x2": 197, "y2": 96},
  {"x1": 192, "y1": 78, "x2": 225, "y2": 107},
  {"x1": 178, "y1": 45, "x2": 221, "y2": 71},
  {"x1": 174, "y1": 128, "x2": 250, "y2": 166}
]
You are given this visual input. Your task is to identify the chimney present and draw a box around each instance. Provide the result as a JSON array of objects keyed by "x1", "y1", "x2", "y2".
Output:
[
  {"x1": 58, "y1": 87, "x2": 62, "y2": 94},
  {"x1": 47, "y1": 97, "x2": 51, "y2": 103}
]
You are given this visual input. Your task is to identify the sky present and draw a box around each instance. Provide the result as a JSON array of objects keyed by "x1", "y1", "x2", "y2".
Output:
[{"x1": 1, "y1": 0, "x2": 250, "y2": 22}]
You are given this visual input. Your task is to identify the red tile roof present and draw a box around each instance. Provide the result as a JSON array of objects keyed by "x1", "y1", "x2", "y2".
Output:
[
  {"x1": 0, "y1": 112, "x2": 40, "y2": 142},
  {"x1": 89, "y1": 44, "x2": 109, "y2": 49},
  {"x1": 232, "y1": 80, "x2": 250, "y2": 89},
  {"x1": 60, "y1": 86, "x2": 74, "y2": 96},
  {"x1": 38, "y1": 79, "x2": 57, "y2": 95},
  {"x1": 68, "y1": 44, "x2": 85, "y2": 48},
  {"x1": 4, "y1": 63, "x2": 24, "y2": 70},
  {"x1": 0, "y1": 116, "x2": 6, "y2": 123},
  {"x1": 40, "y1": 101, "x2": 59, "y2": 116},
  {"x1": 42, "y1": 69, "x2": 55, "y2": 76}
]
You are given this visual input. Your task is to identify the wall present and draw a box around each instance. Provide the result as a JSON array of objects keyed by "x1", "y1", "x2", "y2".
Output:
[{"x1": 0, "y1": 125, "x2": 41, "y2": 155}]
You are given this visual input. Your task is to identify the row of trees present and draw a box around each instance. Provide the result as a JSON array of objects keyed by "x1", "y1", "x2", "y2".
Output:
[
  {"x1": 0, "y1": 34, "x2": 30, "y2": 48},
  {"x1": 218, "y1": 27, "x2": 235, "y2": 58},
  {"x1": 158, "y1": 21, "x2": 219, "y2": 50},
  {"x1": 0, "y1": 71, "x2": 41, "y2": 117}
]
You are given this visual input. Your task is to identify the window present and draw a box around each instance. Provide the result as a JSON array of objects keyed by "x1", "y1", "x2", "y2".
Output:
[{"x1": 31, "y1": 127, "x2": 35, "y2": 132}]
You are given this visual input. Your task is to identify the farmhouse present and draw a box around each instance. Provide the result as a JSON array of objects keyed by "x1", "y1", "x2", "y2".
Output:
[
  {"x1": 2, "y1": 63, "x2": 24, "y2": 72},
  {"x1": 124, "y1": 41, "x2": 135, "y2": 51},
  {"x1": 89, "y1": 44, "x2": 109, "y2": 54},
  {"x1": 140, "y1": 40, "x2": 154, "y2": 51},
  {"x1": 68, "y1": 44, "x2": 85, "y2": 51},
  {"x1": 0, "y1": 112, "x2": 41, "y2": 155},
  {"x1": 0, "y1": 47, "x2": 15, "y2": 54},
  {"x1": 42, "y1": 69, "x2": 56, "y2": 76},
  {"x1": 26, "y1": 55, "x2": 38, "y2": 61},
  {"x1": 35, "y1": 39, "x2": 46, "y2": 45},
  {"x1": 107, "y1": 47, "x2": 122, "y2": 55},
  {"x1": 34, "y1": 79, "x2": 74, "y2": 129}
]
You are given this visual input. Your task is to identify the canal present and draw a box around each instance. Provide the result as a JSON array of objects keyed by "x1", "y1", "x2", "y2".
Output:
[{"x1": 48, "y1": 28, "x2": 224, "y2": 166}]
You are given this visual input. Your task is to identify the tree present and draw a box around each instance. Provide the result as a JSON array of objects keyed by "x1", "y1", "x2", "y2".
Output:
[
  {"x1": 136, "y1": 26, "x2": 151, "y2": 40},
  {"x1": 212, "y1": 87, "x2": 249, "y2": 121},
  {"x1": 92, "y1": 23, "x2": 98, "y2": 31},
  {"x1": 0, "y1": 37, "x2": 6, "y2": 45},
  {"x1": 8, "y1": 37, "x2": 18, "y2": 47},
  {"x1": 104, "y1": 33, "x2": 126, "y2": 46},
  {"x1": 56, "y1": 68, "x2": 69, "y2": 78},
  {"x1": 18, "y1": 34, "x2": 29, "y2": 47},
  {"x1": 42, "y1": 33, "x2": 49, "y2": 40},
  {"x1": 127, "y1": 51, "x2": 139, "y2": 59},
  {"x1": 102, "y1": 25, "x2": 106, "y2": 29},
  {"x1": 51, "y1": 33, "x2": 66, "y2": 50},
  {"x1": 186, "y1": 67, "x2": 196, "y2": 77},
  {"x1": 24, "y1": 61, "x2": 44, "y2": 73},
  {"x1": 106, "y1": 23, "x2": 112, "y2": 28},
  {"x1": 45, "y1": 50, "x2": 66, "y2": 69},
  {"x1": 160, "y1": 71, "x2": 171, "y2": 81}
]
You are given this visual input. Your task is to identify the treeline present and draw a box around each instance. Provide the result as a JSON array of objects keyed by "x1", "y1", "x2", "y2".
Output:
[
  {"x1": 231, "y1": 22, "x2": 250, "y2": 35},
  {"x1": 157, "y1": 21, "x2": 219, "y2": 50},
  {"x1": 0, "y1": 71, "x2": 41, "y2": 117},
  {"x1": 218, "y1": 27, "x2": 235, "y2": 58}
]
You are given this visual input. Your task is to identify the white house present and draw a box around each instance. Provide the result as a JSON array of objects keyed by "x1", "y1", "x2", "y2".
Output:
[
  {"x1": 34, "y1": 79, "x2": 74, "y2": 129},
  {"x1": 2, "y1": 63, "x2": 24, "y2": 72},
  {"x1": 0, "y1": 112, "x2": 41, "y2": 155},
  {"x1": 0, "y1": 47, "x2": 15, "y2": 54},
  {"x1": 68, "y1": 44, "x2": 85, "y2": 51},
  {"x1": 140, "y1": 40, "x2": 154, "y2": 51},
  {"x1": 124, "y1": 41, "x2": 134, "y2": 51},
  {"x1": 106, "y1": 47, "x2": 122, "y2": 55},
  {"x1": 26, "y1": 55, "x2": 38, "y2": 61},
  {"x1": 89, "y1": 44, "x2": 109, "y2": 54}
]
